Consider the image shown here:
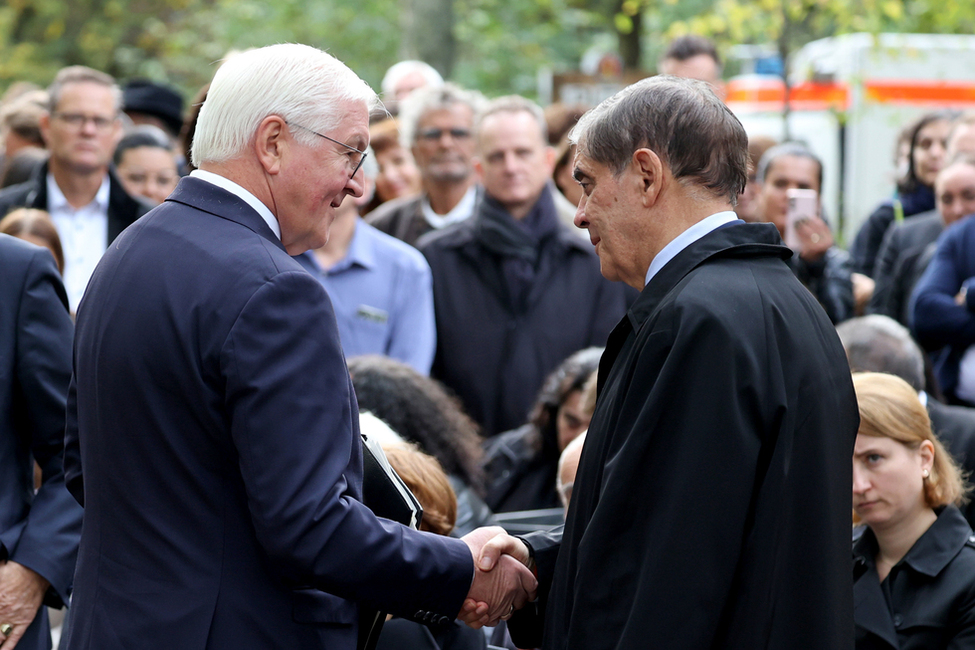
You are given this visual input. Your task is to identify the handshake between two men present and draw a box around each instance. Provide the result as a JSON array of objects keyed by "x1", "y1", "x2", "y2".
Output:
[{"x1": 458, "y1": 527, "x2": 537, "y2": 628}]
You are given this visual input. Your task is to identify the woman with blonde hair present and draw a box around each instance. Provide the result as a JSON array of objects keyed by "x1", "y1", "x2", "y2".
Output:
[{"x1": 852, "y1": 372, "x2": 975, "y2": 649}]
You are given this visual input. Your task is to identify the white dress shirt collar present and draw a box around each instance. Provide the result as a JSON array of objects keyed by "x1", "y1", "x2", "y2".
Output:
[
  {"x1": 644, "y1": 211, "x2": 740, "y2": 287},
  {"x1": 190, "y1": 169, "x2": 281, "y2": 240},
  {"x1": 422, "y1": 185, "x2": 477, "y2": 230}
]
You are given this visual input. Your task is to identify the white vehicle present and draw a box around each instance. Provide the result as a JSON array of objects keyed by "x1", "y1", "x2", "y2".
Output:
[{"x1": 728, "y1": 33, "x2": 975, "y2": 244}]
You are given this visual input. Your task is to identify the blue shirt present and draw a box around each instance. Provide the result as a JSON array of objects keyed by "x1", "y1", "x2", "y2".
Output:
[
  {"x1": 645, "y1": 211, "x2": 740, "y2": 287},
  {"x1": 295, "y1": 220, "x2": 436, "y2": 374}
]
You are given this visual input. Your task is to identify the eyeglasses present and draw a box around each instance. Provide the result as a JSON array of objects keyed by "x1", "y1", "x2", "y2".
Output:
[
  {"x1": 418, "y1": 127, "x2": 472, "y2": 142},
  {"x1": 53, "y1": 112, "x2": 118, "y2": 132},
  {"x1": 288, "y1": 122, "x2": 368, "y2": 178}
]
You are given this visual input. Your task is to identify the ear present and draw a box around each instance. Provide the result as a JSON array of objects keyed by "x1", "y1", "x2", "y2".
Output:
[
  {"x1": 38, "y1": 112, "x2": 52, "y2": 148},
  {"x1": 918, "y1": 439, "x2": 935, "y2": 473},
  {"x1": 543, "y1": 146, "x2": 557, "y2": 174},
  {"x1": 632, "y1": 148, "x2": 664, "y2": 207},
  {"x1": 254, "y1": 115, "x2": 288, "y2": 176}
]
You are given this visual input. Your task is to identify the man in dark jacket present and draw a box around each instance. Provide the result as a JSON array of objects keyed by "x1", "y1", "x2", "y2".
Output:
[
  {"x1": 479, "y1": 76, "x2": 859, "y2": 649},
  {"x1": 0, "y1": 66, "x2": 151, "y2": 311},
  {"x1": 0, "y1": 235, "x2": 82, "y2": 650},
  {"x1": 418, "y1": 96, "x2": 628, "y2": 437},
  {"x1": 753, "y1": 142, "x2": 856, "y2": 323}
]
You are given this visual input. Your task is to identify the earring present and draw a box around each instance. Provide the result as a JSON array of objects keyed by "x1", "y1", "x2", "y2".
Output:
[{"x1": 923, "y1": 469, "x2": 930, "y2": 479}]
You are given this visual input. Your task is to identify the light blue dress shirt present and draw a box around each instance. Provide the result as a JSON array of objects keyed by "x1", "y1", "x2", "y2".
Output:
[
  {"x1": 296, "y1": 220, "x2": 436, "y2": 375},
  {"x1": 644, "y1": 211, "x2": 740, "y2": 287}
]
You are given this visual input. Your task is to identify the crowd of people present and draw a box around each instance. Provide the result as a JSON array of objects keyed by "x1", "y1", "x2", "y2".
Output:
[{"x1": 4, "y1": 33, "x2": 975, "y2": 650}]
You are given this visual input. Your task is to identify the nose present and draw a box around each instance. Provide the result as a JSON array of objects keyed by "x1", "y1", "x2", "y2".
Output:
[
  {"x1": 573, "y1": 199, "x2": 588, "y2": 230},
  {"x1": 345, "y1": 168, "x2": 365, "y2": 198},
  {"x1": 852, "y1": 463, "x2": 870, "y2": 495}
]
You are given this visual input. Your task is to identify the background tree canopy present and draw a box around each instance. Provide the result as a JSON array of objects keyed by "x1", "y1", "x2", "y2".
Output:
[{"x1": 1, "y1": 0, "x2": 973, "y2": 101}]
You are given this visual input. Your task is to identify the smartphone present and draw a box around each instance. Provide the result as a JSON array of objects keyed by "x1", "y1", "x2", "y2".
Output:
[{"x1": 785, "y1": 188, "x2": 819, "y2": 253}]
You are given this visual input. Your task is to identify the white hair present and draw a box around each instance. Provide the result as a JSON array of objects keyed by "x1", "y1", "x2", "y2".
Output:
[
  {"x1": 380, "y1": 60, "x2": 443, "y2": 97},
  {"x1": 192, "y1": 43, "x2": 378, "y2": 167}
]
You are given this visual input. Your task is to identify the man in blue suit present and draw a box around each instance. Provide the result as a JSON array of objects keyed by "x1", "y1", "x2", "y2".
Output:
[
  {"x1": 62, "y1": 44, "x2": 534, "y2": 649},
  {"x1": 0, "y1": 234, "x2": 82, "y2": 650}
]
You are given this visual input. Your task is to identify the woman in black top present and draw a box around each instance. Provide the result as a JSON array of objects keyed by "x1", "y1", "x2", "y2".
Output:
[{"x1": 852, "y1": 372, "x2": 975, "y2": 649}]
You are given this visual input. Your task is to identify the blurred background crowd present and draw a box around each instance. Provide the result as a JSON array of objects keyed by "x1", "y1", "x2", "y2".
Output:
[{"x1": 6, "y1": 15, "x2": 975, "y2": 649}]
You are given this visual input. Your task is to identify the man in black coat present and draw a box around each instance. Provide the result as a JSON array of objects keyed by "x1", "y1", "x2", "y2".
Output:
[
  {"x1": 837, "y1": 314, "x2": 975, "y2": 528},
  {"x1": 418, "y1": 96, "x2": 628, "y2": 437},
  {"x1": 0, "y1": 235, "x2": 82, "y2": 649},
  {"x1": 479, "y1": 76, "x2": 859, "y2": 649}
]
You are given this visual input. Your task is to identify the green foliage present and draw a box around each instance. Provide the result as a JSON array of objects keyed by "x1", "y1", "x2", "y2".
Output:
[{"x1": 2, "y1": 0, "x2": 974, "y2": 102}]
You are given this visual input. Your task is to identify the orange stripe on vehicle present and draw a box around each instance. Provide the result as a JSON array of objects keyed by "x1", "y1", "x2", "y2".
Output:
[{"x1": 864, "y1": 81, "x2": 975, "y2": 104}]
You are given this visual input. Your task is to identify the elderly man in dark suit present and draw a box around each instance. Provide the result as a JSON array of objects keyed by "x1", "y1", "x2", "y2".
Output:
[
  {"x1": 837, "y1": 314, "x2": 975, "y2": 528},
  {"x1": 62, "y1": 44, "x2": 534, "y2": 650},
  {"x1": 478, "y1": 75, "x2": 860, "y2": 649},
  {"x1": 0, "y1": 234, "x2": 82, "y2": 650}
]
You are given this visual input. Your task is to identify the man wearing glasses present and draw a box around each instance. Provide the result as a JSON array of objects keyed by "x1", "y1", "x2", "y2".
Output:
[
  {"x1": 0, "y1": 66, "x2": 151, "y2": 312},
  {"x1": 367, "y1": 83, "x2": 484, "y2": 247},
  {"x1": 61, "y1": 44, "x2": 535, "y2": 650}
]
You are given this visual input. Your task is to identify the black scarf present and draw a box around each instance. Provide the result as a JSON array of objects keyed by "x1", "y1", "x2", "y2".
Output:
[{"x1": 472, "y1": 188, "x2": 561, "y2": 310}]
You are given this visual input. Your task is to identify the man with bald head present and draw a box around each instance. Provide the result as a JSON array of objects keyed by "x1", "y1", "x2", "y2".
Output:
[
  {"x1": 478, "y1": 76, "x2": 858, "y2": 649},
  {"x1": 63, "y1": 44, "x2": 534, "y2": 650}
]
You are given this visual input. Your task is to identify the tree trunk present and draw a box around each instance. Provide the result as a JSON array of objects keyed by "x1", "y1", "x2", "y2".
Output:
[
  {"x1": 400, "y1": 0, "x2": 456, "y2": 79},
  {"x1": 618, "y1": 2, "x2": 642, "y2": 71}
]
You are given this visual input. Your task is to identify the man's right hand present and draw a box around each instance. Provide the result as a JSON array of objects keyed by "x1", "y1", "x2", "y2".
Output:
[{"x1": 458, "y1": 527, "x2": 537, "y2": 628}]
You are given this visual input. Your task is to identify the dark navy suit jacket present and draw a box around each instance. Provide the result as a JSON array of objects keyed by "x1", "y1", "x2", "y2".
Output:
[
  {"x1": 0, "y1": 234, "x2": 81, "y2": 650},
  {"x1": 62, "y1": 177, "x2": 472, "y2": 649},
  {"x1": 912, "y1": 215, "x2": 975, "y2": 401}
]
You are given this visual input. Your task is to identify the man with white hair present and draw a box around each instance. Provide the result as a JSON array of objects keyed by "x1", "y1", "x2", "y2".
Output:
[
  {"x1": 381, "y1": 60, "x2": 443, "y2": 109},
  {"x1": 62, "y1": 44, "x2": 534, "y2": 650}
]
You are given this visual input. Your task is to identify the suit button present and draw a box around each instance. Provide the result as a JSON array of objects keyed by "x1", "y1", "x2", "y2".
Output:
[
  {"x1": 969, "y1": 535, "x2": 975, "y2": 543},
  {"x1": 893, "y1": 614, "x2": 903, "y2": 628},
  {"x1": 415, "y1": 610, "x2": 424, "y2": 619},
  {"x1": 438, "y1": 616, "x2": 450, "y2": 625}
]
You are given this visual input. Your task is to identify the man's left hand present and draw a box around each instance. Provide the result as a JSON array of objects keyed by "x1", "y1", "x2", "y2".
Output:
[{"x1": 0, "y1": 561, "x2": 49, "y2": 649}]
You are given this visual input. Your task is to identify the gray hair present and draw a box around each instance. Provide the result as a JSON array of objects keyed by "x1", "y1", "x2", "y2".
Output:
[
  {"x1": 475, "y1": 95, "x2": 547, "y2": 144},
  {"x1": 756, "y1": 142, "x2": 823, "y2": 191},
  {"x1": 47, "y1": 66, "x2": 122, "y2": 114},
  {"x1": 192, "y1": 44, "x2": 378, "y2": 166},
  {"x1": 835, "y1": 315, "x2": 926, "y2": 392},
  {"x1": 381, "y1": 60, "x2": 443, "y2": 97},
  {"x1": 398, "y1": 82, "x2": 486, "y2": 149},
  {"x1": 569, "y1": 75, "x2": 747, "y2": 205}
]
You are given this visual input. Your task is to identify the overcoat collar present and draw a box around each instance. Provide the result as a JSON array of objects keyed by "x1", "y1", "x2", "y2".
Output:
[
  {"x1": 597, "y1": 221, "x2": 790, "y2": 392},
  {"x1": 166, "y1": 176, "x2": 286, "y2": 254},
  {"x1": 852, "y1": 506, "x2": 974, "y2": 648}
]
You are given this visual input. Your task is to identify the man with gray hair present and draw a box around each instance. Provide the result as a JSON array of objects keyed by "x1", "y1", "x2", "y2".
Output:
[
  {"x1": 754, "y1": 142, "x2": 856, "y2": 323},
  {"x1": 477, "y1": 76, "x2": 858, "y2": 649},
  {"x1": 837, "y1": 314, "x2": 975, "y2": 526},
  {"x1": 418, "y1": 95, "x2": 628, "y2": 438},
  {"x1": 367, "y1": 83, "x2": 482, "y2": 246},
  {"x1": 0, "y1": 66, "x2": 151, "y2": 312},
  {"x1": 62, "y1": 44, "x2": 535, "y2": 650}
]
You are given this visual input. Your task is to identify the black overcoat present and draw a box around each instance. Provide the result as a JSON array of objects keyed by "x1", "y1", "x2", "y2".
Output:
[
  {"x1": 518, "y1": 221, "x2": 859, "y2": 649},
  {"x1": 853, "y1": 506, "x2": 975, "y2": 649}
]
